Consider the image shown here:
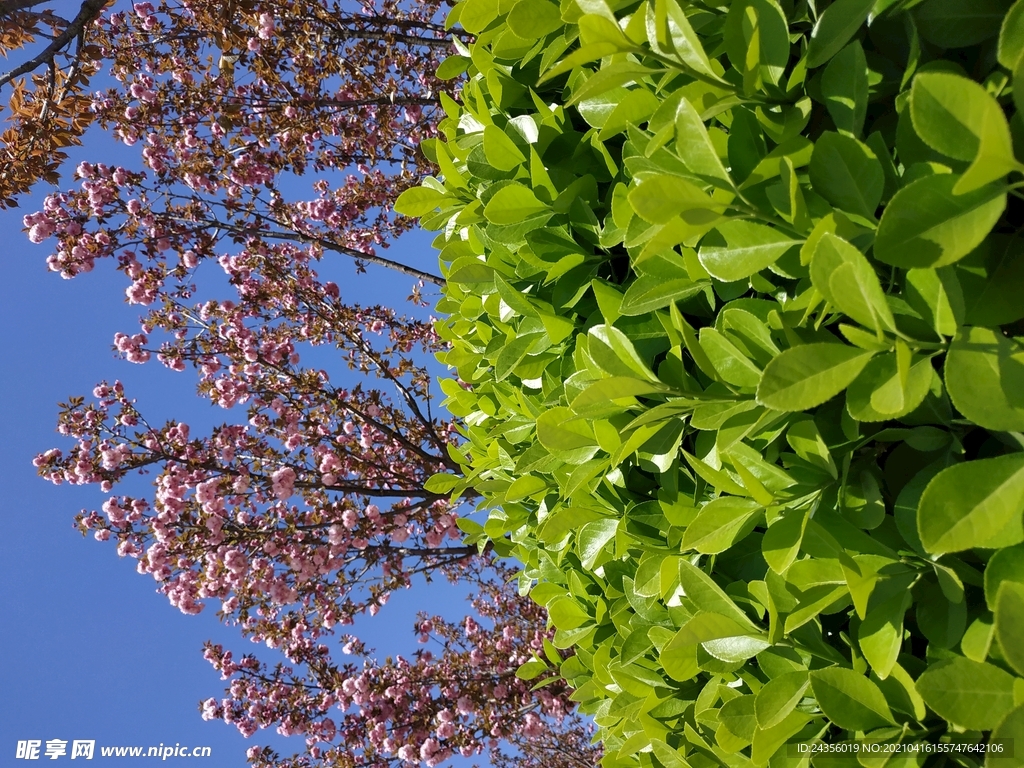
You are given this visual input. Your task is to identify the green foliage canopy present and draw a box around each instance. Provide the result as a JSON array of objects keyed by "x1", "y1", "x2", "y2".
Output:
[{"x1": 401, "y1": 0, "x2": 1024, "y2": 763}]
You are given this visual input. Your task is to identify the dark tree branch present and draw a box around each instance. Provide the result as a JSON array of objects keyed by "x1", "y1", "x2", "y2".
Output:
[{"x1": 0, "y1": 0, "x2": 107, "y2": 89}]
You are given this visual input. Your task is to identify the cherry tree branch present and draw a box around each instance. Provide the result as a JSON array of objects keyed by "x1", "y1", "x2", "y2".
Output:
[{"x1": 0, "y1": 0, "x2": 107, "y2": 89}]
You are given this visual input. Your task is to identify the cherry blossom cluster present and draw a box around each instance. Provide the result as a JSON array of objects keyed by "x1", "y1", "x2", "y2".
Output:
[
  {"x1": 24, "y1": 1, "x2": 598, "y2": 765},
  {"x1": 199, "y1": 569, "x2": 597, "y2": 768}
]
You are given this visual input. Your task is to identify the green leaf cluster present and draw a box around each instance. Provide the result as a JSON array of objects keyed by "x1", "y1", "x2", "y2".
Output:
[{"x1": 407, "y1": 0, "x2": 1024, "y2": 762}]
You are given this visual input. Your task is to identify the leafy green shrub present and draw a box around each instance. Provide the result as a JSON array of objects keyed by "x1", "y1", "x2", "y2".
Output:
[{"x1": 399, "y1": 0, "x2": 1024, "y2": 763}]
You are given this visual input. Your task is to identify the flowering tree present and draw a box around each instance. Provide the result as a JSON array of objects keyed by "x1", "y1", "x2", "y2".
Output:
[
  {"x1": 0, "y1": 0, "x2": 107, "y2": 206},
  {"x1": 24, "y1": 0, "x2": 598, "y2": 765}
]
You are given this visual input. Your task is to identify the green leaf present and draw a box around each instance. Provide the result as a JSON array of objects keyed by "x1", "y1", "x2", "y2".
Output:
[
  {"x1": 810, "y1": 232, "x2": 894, "y2": 333},
  {"x1": 547, "y1": 596, "x2": 591, "y2": 630},
  {"x1": 698, "y1": 221, "x2": 800, "y2": 282},
  {"x1": 988, "y1": 705, "x2": 1024, "y2": 768},
  {"x1": 805, "y1": 0, "x2": 875, "y2": 69},
  {"x1": 675, "y1": 97, "x2": 733, "y2": 188},
  {"x1": 718, "y1": 694, "x2": 757, "y2": 747},
  {"x1": 920, "y1": 582, "x2": 972, "y2": 640},
  {"x1": 846, "y1": 353, "x2": 934, "y2": 422},
  {"x1": 904, "y1": 267, "x2": 964, "y2": 337},
  {"x1": 917, "y1": 453, "x2": 1024, "y2": 555},
  {"x1": 787, "y1": 418, "x2": 837, "y2": 478},
  {"x1": 999, "y1": 0, "x2": 1024, "y2": 68},
  {"x1": 568, "y1": 61, "x2": 656, "y2": 107},
  {"x1": 505, "y1": 474, "x2": 549, "y2": 502},
  {"x1": 960, "y1": 236, "x2": 1024, "y2": 327},
  {"x1": 628, "y1": 174, "x2": 726, "y2": 226},
  {"x1": 600, "y1": 89, "x2": 660, "y2": 138},
  {"x1": 986, "y1": 543, "x2": 1024, "y2": 611},
  {"x1": 808, "y1": 132, "x2": 884, "y2": 220},
  {"x1": 755, "y1": 671, "x2": 810, "y2": 729},
  {"x1": 571, "y1": 377, "x2": 671, "y2": 414},
  {"x1": 394, "y1": 186, "x2": 446, "y2": 217},
  {"x1": 916, "y1": 658, "x2": 1018, "y2": 731},
  {"x1": 536, "y1": 406, "x2": 601, "y2": 463},
  {"x1": 677, "y1": 559, "x2": 760, "y2": 630},
  {"x1": 668, "y1": 612, "x2": 765, "y2": 655},
  {"x1": 516, "y1": 658, "x2": 549, "y2": 680},
  {"x1": 762, "y1": 507, "x2": 808, "y2": 574},
  {"x1": 483, "y1": 125, "x2": 527, "y2": 171},
  {"x1": 578, "y1": 518, "x2": 619, "y2": 570},
  {"x1": 996, "y1": 581, "x2": 1024, "y2": 676},
  {"x1": 682, "y1": 497, "x2": 762, "y2": 554},
  {"x1": 915, "y1": 0, "x2": 1011, "y2": 50},
  {"x1": 458, "y1": 0, "x2": 499, "y2": 33},
  {"x1": 494, "y1": 332, "x2": 542, "y2": 381},
  {"x1": 650, "y1": 0, "x2": 722, "y2": 82},
  {"x1": 809, "y1": 667, "x2": 895, "y2": 731},
  {"x1": 822, "y1": 42, "x2": 868, "y2": 137},
  {"x1": 483, "y1": 183, "x2": 550, "y2": 224},
  {"x1": 757, "y1": 344, "x2": 876, "y2": 412},
  {"x1": 945, "y1": 326, "x2": 1024, "y2": 431},
  {"x1": 435, "y1": 55, "x2": 471, "y2": 80},
  {"x1": 539, "y1": 506, "x2": 607, "y2": 544},
  {"x1": 620, "y1": 275, "x2": 707, "y2": 315},
  {"x1": 910, "y1": 72, "x2": 1017, "y2": 193},
  {"x1": 507, "y1": 0, "x2": 563, "y2": 38},
  {"x1": 589, "y1": 324, "x2": 659, "y2": 382},
  {"x1": 699, "y1": 327, "x2": 763, "y2": 388},
  {"x1": 858, "y1": 591, "x2": 912, "y2": 679},
  {"x1": 424, "y1": 473, "x2": 462, "y2": 493},
  {"x1": 874, "y1": 175, "x2": 1006, "y2": 268},
  {"x1": 723, "y1": 0, "x2": 791, "y2": 92}
]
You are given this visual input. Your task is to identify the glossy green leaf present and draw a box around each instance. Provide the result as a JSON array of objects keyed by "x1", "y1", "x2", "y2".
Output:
[
  {"x1": 620, "y1": 274, "x2": 707, "y2": 315},
  {"x1": 995, "y1": 581, "x2": 1024, "y2": 676},
  {"x1": 985, "y1": 543, "x2": 1024, "y2": 610},
  {"x1": 755, "y1": 671, "x2": 810, "y2": 729},
  {"x1": 945, "y1": 326, "x2": 1024, "y2": 431},
  {"x1": 846, "y1": 353, "x2": 933, "y2": 422},
  {"x1": 904, "y1": 267, "x2": 964, "y2": 337},
  {"x1": 535, "y1": 406, "x2": 601, "y2": 463},
  {"x1": 723, "y1": 0, "x2": 790, "y2": 91},
  {"x1": 1000, "y1": 0, "x2": 1024, "y2": 68},
  {"x1": 578, "y1": 518, "x2": 619, "y2": 570},
  {"x1": 698, "y1": 221, "x2": 800, "y2": 282},
  {"x1": 822, "y1": 42, "x2": 868, "y2": 137},
  {"x1": 483, "y1": 125, "x2": 527, "y2": 171},
  {"x1": 700, "y1": 327, "x2": 763, "y2": 388},
  {"x1": 506, "y1": 0, "x2": 563, "y2": 38},
  {"x1": 394, "y1": 186, "x2": 446, "y2": 217},
  {"x1": 808, "y1": 132, "x2": 884, "y2": 220},
  {"x1": 675, "y1": 97, "x2": 732, "y2": 187},
  {"x1": 810, "y1": 232, "x2": 894, "y2": 333},
  {"x1": 570, "y1": 377, "x2": 670, "y2": 414},
  {"x1": 910, "y1": 72, "x2": 1017, "y2": 193},
  {"x1": 628, "y1": 173, "x2": 726, "y2": 226},
  {"x1": 757, "y1": 344, "x2": 875, "y2": 412},
  {"x1": 858, "y1": 592, "x2": 911, "y2": 679},
  {"x1": 762, "y1": 507, "x2": 808, "y2": 574},
  {"x1": 682, "y1": 497, "x2": 762, "y2": 554},
  {"x1": 547, "y1": 597, "x2": 591, "y2": 630},
  {"x1": 988, "y1": 705, "x2": 1024, "y2": 768},
  {"x1": 505, "y1": 474, "x2": 548, "y2": 502},
  {"x1": 915, "y1": 0, "x2": 1011, "y2": 50},
  {"x1": 916, "y1": 657, "x2": 1018, "y2": 731},
  {"x1": 874, "y1": 175, "x2": 1006, "y2": 268},
  {"x1": 810, "y1": 667, "x2": 894, "y2": 730},
  {"x1": 917, "y1": 453, "x2": 1024, "y2": 554},
  {"x1": 805, "y1": 0, "x2": 874, "y2": 68},
  {"x1": 483, "y1": 183, "x2": 550, "y2": 224}
]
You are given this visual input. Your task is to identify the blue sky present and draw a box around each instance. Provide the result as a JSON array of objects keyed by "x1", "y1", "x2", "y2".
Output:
[{"x1": 0, "y1": 162, "x2": 473, "y2": 764}]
